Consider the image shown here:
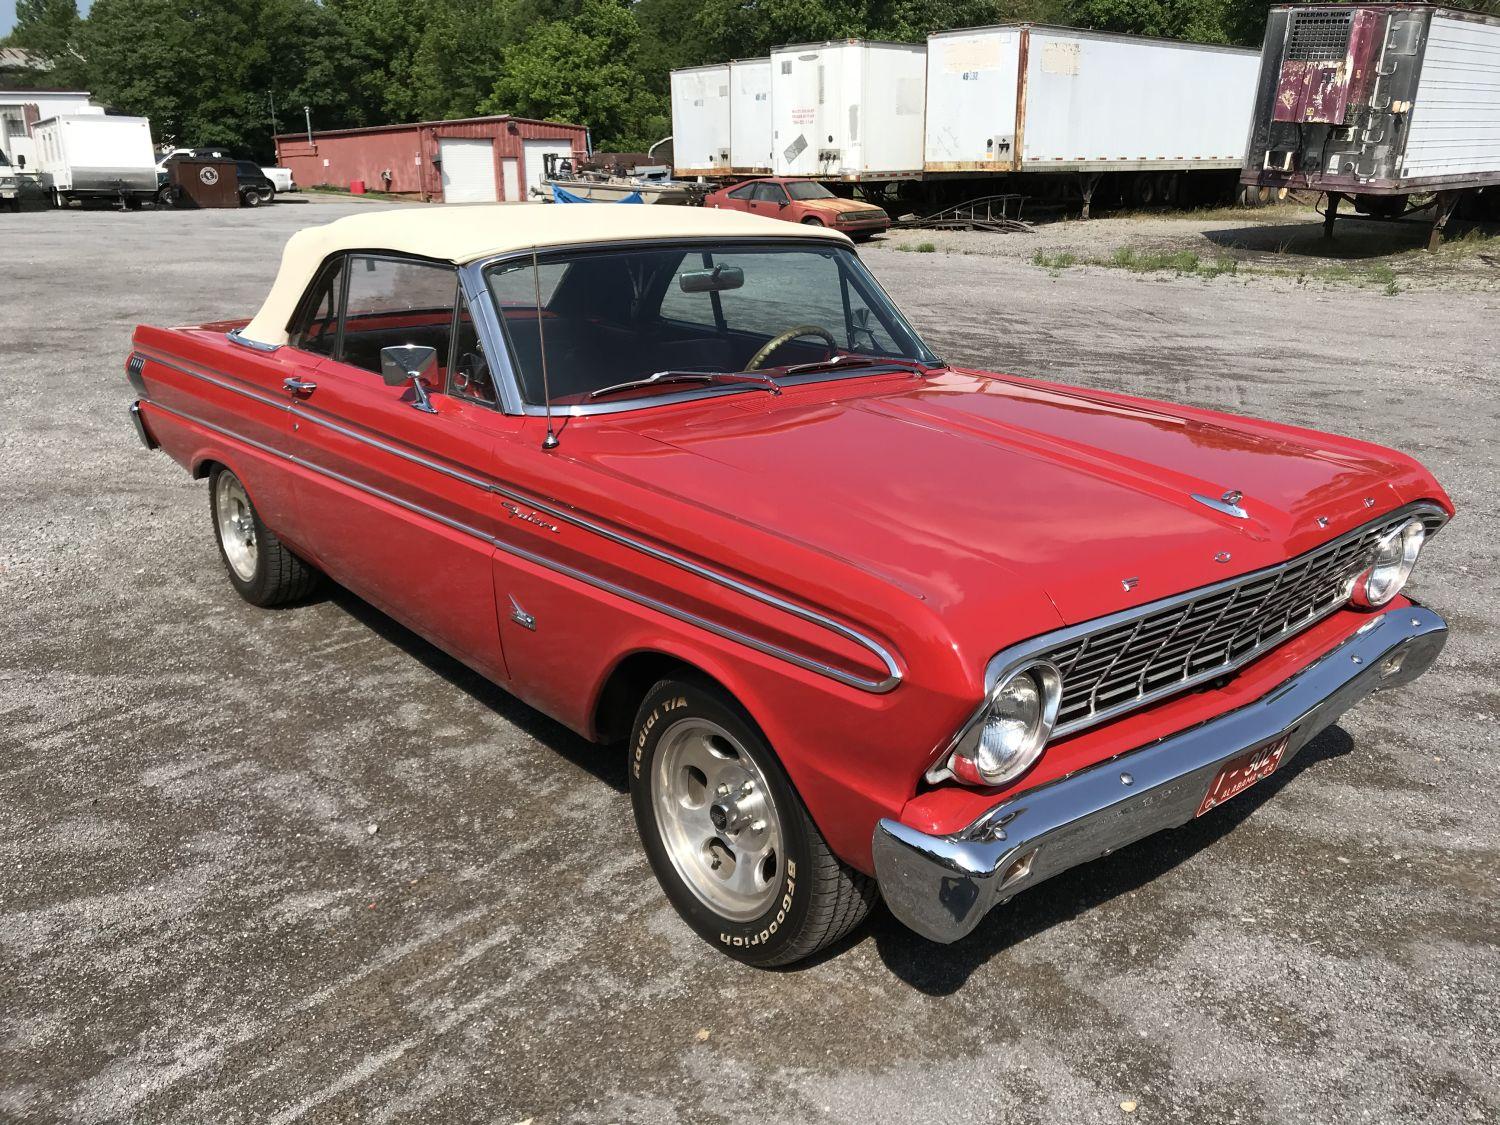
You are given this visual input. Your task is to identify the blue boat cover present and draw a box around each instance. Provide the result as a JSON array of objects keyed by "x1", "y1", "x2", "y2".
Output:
[{"x1": 552, "y1": 185, "x2": 644, "y2": 204}]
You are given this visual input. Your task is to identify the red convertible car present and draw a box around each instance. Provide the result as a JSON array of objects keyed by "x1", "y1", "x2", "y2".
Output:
[{"x1": 126, "y1": 206, "x2": 1452, "y2": 965}]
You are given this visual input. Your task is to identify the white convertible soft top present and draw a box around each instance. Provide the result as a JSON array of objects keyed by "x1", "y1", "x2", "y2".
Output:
[{"x1": 240, "y1": 203, "x2": 850, "y2": 347}]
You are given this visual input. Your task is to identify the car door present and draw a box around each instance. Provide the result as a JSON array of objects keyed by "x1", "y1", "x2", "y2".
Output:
[
  {"x1": 280, "y1": 252, "x2": 515, "y2": 684},
  {"x1": 717, "y1": 182, "x2": 758, "y2": 214},
  {"x1": 750, "y1": 181, "x2": 789, "y2": 219}
]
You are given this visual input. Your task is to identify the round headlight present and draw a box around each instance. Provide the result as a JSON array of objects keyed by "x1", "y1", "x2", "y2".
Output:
[
  {"x1": 1351, "y1": 518, "x2": 1425, "y2": 609},
  {"x1": 952, "y1": 661, "x2": 1062, "y2": 786}
]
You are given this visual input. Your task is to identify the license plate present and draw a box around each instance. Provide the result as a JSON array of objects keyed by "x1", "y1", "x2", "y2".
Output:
[{"x1": 1197, "y1": 732, "x2": 1292, "y2": 817}]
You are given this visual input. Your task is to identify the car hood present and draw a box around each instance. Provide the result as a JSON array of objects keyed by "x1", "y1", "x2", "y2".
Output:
[
  {"x1": 583, "y1": 369, "x2": 1433, "y2": 629},
  {"x1": 802, "y1": 197, "x2": 886, "y2": 216}
]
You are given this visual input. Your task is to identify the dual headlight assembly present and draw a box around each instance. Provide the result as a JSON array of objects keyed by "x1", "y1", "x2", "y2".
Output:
[{"x1": 939, "y1": 516, "x2": 1430, "y2": 789}]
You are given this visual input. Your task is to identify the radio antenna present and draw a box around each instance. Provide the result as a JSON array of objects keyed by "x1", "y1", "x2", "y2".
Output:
[{"x1": 532, "y1": 245, "x2": 559, "y2": 451}]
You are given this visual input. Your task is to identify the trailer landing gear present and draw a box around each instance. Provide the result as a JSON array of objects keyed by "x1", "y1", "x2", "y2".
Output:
[
  {"x1": 1428, "y1": 190, "x2": 1461, "y2": 252},
  {"x1": 1078, "y1": 172, "x2": 1102, "y2": 220},
  {"x1": 1323, "y1": 192, "x2": 1342, "y2": 239}
]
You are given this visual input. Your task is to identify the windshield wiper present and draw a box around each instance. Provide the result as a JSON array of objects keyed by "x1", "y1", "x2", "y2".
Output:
[
  {"x1": 771, "y1": 355, "x2": 944, "y2": 378},
  {"x1": 589, "y1": 369, "x2": 781, "y2": 400}
]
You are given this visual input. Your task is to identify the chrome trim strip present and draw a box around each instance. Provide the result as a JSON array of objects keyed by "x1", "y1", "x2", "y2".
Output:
[
  {"x1": 877, "y1": 605, "x2": 1449, "y2": 943},
  {"x1": 928, "y1": 500, "x2": 1449, "y2": 781},
  {"x1": 136, "y1": 396, "x2": 900, "y2": 693},
  {"x1": 226, "y1": 329, "x2": 282, "y2": 353}
]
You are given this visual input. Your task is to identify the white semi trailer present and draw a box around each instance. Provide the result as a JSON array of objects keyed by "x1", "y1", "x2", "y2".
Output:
[
  {"x1": 925, "y1": 25, "x2": 1259, "y2": 213},
  {"x1": 769, "y1": 39, "x2": 928, "y2": 181},
  {"x1": 32, "y1": 114, "x2": 157, "y2": 208},
  {"x1": 728, "y1": 58, "x2": 773, "y2": 173},
  {"x1": 670, "y1": 64, "x2": 732, "y2": 176}
]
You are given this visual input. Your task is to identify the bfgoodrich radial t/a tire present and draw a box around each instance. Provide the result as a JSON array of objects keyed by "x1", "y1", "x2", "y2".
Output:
[
  {"x1": 209, "y1": 465, "x2": 318, "y2": 607},
  {"x1": 630, "y1": 677, "x2": 875, "y2": 966}
]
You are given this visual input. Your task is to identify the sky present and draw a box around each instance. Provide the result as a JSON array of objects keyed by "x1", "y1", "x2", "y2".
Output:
[{"x1": 1, "y1": 1, "x2": 94, "y2": 39}]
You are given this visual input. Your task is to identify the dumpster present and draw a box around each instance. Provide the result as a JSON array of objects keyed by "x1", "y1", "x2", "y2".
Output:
[{"x1": 168, "y1": 158, "x2": 239, "y2": 208}]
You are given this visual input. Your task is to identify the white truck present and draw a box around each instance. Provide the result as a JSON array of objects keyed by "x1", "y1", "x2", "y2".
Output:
[
  {"x1": 32, "y1": 114, "x2": 157, "y2": 208},
  {"x1": 0, "y1": 147, "x2": 19, "y2": 211},
  {"x1": 925, "y1": 25, "x2": 1260, "y2": 213},
  {"x1": 770, "y1": 39, "x2": 928, "y2": 181}
]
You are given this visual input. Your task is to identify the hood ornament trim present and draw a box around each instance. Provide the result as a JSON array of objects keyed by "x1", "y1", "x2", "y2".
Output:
[{"x1": 1191, "y1": 489, "x2": 1249, "y2": 519}]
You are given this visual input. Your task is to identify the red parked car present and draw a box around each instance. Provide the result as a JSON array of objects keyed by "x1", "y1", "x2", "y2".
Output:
[
  {"x1": 705, "y1": 176, "x2": 890, "y2": 240},
  {"x1": 126, "y1": 205, "x2": 1452, "y2": 965}
]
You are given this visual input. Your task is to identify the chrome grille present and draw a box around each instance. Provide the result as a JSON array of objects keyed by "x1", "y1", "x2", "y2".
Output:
[{"x1": 1040, "y1": 506, "x2": 1446, "y2": 737}]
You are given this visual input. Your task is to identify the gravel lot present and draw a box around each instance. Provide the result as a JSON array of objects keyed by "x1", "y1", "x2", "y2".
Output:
[{"x1": 2, "y1": 201, "x2": 1496, "y2": 1125}]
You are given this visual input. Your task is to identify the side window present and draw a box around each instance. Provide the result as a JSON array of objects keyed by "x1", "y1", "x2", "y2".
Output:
[
  {"x1": 754, "y1": 182, "x2": 787, "y2": 204},
  {"x1": 726, "y1": 183, "x2": 757, "y2": 201},
  {"x1": 448, "y1": 290, "x2": 497, "y2": 405},
  {"x1": 291, "y1": 256, "x2": 344, "y2": 358},
  {"x1": 340, "y1": 255, "x2": 459, "y2": 375}
]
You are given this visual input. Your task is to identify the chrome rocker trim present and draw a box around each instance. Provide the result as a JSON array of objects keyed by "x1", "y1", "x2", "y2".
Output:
[{"x1": 874, "y1": 604, "x2": 1448, "y2": 944}]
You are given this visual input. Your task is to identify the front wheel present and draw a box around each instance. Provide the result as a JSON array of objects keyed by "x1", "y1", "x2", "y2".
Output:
[
  {"x1": 629, "y1": 678, "x2": 875, "y2": 966},
  {"x1": 209, "y1": 466, "x2": 318, "y2": 606}
]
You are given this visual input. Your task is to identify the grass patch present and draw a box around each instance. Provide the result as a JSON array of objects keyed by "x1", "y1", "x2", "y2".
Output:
[
  {"x1": 1032, "y1": 249, "x2": 1077, "y2": 270},
  {"x1": 306, "y1": 183, "x2": 408, "y2": 201},
  {"x1": 893, "y1": 239, "x2": 939, "y2": 253}
]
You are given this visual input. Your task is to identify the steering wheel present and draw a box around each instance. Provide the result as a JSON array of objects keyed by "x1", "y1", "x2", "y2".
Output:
[{"x1": 745, "y1": 324, "x2": 837, "y2": 371}]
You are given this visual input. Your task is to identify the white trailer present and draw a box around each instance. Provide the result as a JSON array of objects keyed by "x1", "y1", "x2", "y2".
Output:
[
  {"x1": 770, "y1": 40, "x2": 927, "y2": 181},
  {"x1": 670, "y1": 64, "x2": 732, "y2": 176},
  {"x1": 728, "y1": 58, "x2": 773, "y2": 173},
  {"x1": 925, "y1": 25, "x2": 1258, "y2": 209},
  {"x1": 32, "y1": 114, "x2": 157, "y2": 207}
]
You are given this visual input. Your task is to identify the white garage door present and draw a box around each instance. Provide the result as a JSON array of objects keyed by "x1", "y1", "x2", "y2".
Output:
[
  {"x1": 439, "y1": 138, "x2": 497, "y2": 203},
  {"x1": 523, "y1": 139, "x2": 575, "y2": 198}
]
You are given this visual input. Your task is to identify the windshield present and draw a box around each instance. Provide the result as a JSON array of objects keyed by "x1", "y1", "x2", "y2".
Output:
[
  {"x1": 0, "y1": 150, "x2": 10, "y2": 168},
  {"x1": 785, "y1": 181, "x2": 834, "y2": 201},
  {"x1": 485, "y1": 243, "x2": 936, "y2": 408}
]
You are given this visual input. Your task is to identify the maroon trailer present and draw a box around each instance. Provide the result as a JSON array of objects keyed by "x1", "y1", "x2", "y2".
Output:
[{"x1": 1241, "y1": 3, "x2": 1500, "y2": 247}]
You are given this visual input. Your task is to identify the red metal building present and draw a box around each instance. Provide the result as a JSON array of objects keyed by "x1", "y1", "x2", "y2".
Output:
[{"x1": 274, "y1": 115, "x2": 591, "y2": 203}]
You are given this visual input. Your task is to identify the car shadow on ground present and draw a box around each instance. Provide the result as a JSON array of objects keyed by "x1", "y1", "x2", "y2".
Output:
[
  {"x1": 327, "y1": 585, "x2": 629, "y2": 794},
  {"x1": 315, "y1": 580, "x2": 1355, "y2": 991},
  {"x1": 845, "y1": 725, "x2": 1357, "y2": 994}
]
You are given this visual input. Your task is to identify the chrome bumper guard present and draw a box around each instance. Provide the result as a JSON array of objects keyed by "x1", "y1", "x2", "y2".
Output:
[
  {"x1": 129, "y1": 401, "x2": 158, "y2": 450},
  {"x1": 873, "y1": 606, "x2": 1448, "y2": 944}
]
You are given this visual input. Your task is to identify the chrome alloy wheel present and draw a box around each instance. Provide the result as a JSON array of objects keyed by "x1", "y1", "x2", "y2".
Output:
[
  {"x1": 652, "y1": 717, "x2": 784, "y2": 921},
  {"x1": 213, "y1": 472, "x2": 258, "y2": 582}
]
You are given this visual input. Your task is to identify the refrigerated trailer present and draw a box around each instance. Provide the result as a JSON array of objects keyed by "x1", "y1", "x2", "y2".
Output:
[
  {"x1": 670, "y1": 64, "x2": 732, "y2": 176},
  {"x1": 1241, "y1": 4, "x2": 1500, "y2": 244},
  {"x1": 770, "y1": 40, "x2": 927, "y2": 181},
  {"x1": 729, "y1": 58, "x2": 773, "y2": 173},
  {"x1": 926, "y1": 25, "x2": 1260, "y2": 214},
  {"x1": 32, "y1": 114, "x2": 156, "y2": 208}
]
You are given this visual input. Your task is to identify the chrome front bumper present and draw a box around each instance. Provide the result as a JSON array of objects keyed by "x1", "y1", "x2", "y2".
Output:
[{"x1": 873, "y1": 605, "x2": 1448, "y2": 944}]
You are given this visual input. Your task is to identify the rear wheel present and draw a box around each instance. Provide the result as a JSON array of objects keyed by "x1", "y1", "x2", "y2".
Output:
[
  {"x1": 209, "y1": 466, "x2": 318, "y2": 606},
  {"x1": 240, "y1": 188, "x2": 262, "y2": 208},
  {"x1": 630, "y1": 677, "x2": 875, "y2": 966}
]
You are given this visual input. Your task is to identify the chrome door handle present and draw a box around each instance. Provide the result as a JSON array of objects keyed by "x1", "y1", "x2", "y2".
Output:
[{"x1": 283, "y1": 377, "x2": 317, "y2": 396}]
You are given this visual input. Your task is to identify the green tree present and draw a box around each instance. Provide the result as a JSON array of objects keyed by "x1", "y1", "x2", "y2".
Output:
[
  {"x1": 79, "y1": 0, "x2": 364, "y2": 157},
  {"x1": 329, "y1": 0, "x2": 438, "y2": 123},
  {"x1": 484, "y1": 0, "x2": 666, "y2": 150},
  {"x1": 406, "y1": 0, "x2": 510, "y2": 121},
  {"x1": 4, "y1": 0, "x2": 88, "y2": 88}
]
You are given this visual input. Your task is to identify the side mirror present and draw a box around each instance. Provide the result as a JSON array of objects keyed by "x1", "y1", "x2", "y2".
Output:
[
  {"x1": 16, "y1": 155, "x2": 25, "y2": 169},
  {"x1": 380, "y1": 344, "x2": 439, "y2": 413}
]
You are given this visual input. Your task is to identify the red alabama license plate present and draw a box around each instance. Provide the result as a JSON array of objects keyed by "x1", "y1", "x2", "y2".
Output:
[{"x1": 1196, "y1": 732, "x2": 1292, "y2": 817}]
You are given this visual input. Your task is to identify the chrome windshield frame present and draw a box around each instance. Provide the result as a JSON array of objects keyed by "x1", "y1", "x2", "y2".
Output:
[{"x1": 461, "y1": 236, "x2": 939, "y2": 418}]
